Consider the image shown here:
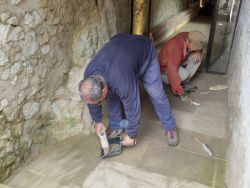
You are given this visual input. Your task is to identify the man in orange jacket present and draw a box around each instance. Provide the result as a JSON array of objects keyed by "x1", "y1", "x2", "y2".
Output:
[{"x1": 158, "y1": 30, "x2": 205, "y2": 96}]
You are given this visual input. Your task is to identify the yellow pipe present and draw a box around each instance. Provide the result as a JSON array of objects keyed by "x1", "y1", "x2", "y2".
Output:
[{"x1": 132, "y1": 0, "x2": 149, "y2": 35}]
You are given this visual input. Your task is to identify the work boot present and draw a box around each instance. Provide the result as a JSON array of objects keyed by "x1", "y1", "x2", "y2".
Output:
[
  {"x1": 182, "y1": 82, "x2": 198, "y2": 93},
  {"x1": 166, "y1": 128, "x2": 179, "y2": 147},
  {"x1": 107, "y1": 128, "x2": 123, "y2": 139}
]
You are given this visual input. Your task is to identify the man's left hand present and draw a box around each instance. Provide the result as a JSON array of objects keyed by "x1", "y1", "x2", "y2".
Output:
[
  {"x1": 122, "y1": 134, "x2": 137, "y2": 147},
  {"x1": 191, "y1": 51, "x2": 203, "y2": 63}
]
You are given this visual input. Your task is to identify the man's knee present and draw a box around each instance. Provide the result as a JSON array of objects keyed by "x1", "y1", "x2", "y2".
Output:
[
  {"x1": 146, "y1": 86, "x2": 167, "y2": 104},
  {"x1": 186, "y1": 55, "x2": 201, "y2": 78}
]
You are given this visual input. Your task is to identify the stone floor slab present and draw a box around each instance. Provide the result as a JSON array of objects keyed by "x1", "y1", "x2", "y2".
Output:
[
  {"x1": 83, "y1": 161, "x2": 210, "y2": 188},
  {"x1": 138, "y1": 118, "x2": 228, "y2": 160},
  {"x1": 141, "y1": 72, "x2": 229, "y2": 139},
  {"x1": 4, "y1": 135, "x2": 101, "y2": 188},
  {"x1": 138, "y1": 143, "x2": 225, "y2": 187}
]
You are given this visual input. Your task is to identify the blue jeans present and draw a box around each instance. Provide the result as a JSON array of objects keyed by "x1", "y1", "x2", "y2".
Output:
[
  {"x1": 108, "y1": 57, "x2": 176, "y2": 132},
  {"x1": 141, "y1": 57, "x2": 176, "y2": 131}
]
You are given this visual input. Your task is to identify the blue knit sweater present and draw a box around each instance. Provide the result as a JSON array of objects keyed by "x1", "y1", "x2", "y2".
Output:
[{"x1": 84, "y1": 33, "x2": 155, "y2": 136}]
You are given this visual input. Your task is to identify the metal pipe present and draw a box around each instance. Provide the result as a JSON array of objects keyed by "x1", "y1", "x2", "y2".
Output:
[{"x1": 132, "y1": 0, "x2": 150, "y2": 35}]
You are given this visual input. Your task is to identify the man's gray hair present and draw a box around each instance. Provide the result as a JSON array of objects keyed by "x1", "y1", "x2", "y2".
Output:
[{"x1": 78, "y1": 75, "x2": 104, "y2": 102}]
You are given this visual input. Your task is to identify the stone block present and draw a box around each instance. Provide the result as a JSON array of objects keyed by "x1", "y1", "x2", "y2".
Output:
[
  {"x1": 10, "y1": 76, "x2": 18, "y2": 86},
  {"x1": 6, "y1": 16, "x2": 19, "y2": 26},
  {"x1": 17, "y1": 90, "x2": 28, "y2": 104},
  {"x1": 1, "y1": 62, "x2": 21, "y2": 80},
  {"x1": 0, "y1": 167, "x2": 11, "y2": 182},
  {"x1": 24, "y1": 11, "x2": 42, "y2": 29},
  {"x1": 19, "y1": 75, "x2": 30, "y2": 90},
  {"x1": 10, "y1": 0, "x2": 22, "y2": 5},
  {"x1": 23, "y1": 101, "x2": 40, "y2": 120},
  {"x1": 41, "y1": 44, "x2": 50, "y2": 54},
  {"x1": 0, "y1": 50, "x2": 9, "y2": 66},
  {"x1": 67, "y1": 67, "x2": 83, "y2": 94},
  {"x1": 13, "y1": 52, "x2": 25, "y2": 62},
  {"x1": 3, "y1": 105, "x2": 20, "y2": 122},
  {"x1": 20, "y1": 31, "x2": 39, "y2": 57},
  {"x1": 0, "y1": 113, "x2": 7, "y2": 123},
  {"x1": 1, "y1": 70, "x2": 9, "y2": 80},
  {"x1": 0, "y1": 99, "x2": 9, "y2": 111},
  {"x1": 0, "y1": 12, "x2": 11, "y2": 22},
  {"x1": 38, "y1": 30, "x2": 49, "y2": 45},
  {"x1": 14, "y1": 123, "x2": 23, "y2": 136},
  {"x1": 60, "y1": 2, "x2": 74, "y2": 24},
  {"x1": 7, "y1": 26, "x2": 24, "y2": 42},
  {"x1": 37, "y1": 0, "x2": 48, "y2": 8},
  {"x1": 0, "y1": 129, "x2": 11, "y2": 141},
  {"x1": 47, "y1": 26, "x2": 57, "y2": 36},
  {"x1": 50, "y1": 17, "x2": 60, "y2": 26},
  {"x1": 0, "y1": 24, "x2": 9, "y2": 44},
  {"x1": 4, "y1": 155, "x2": 16, "y2": 167}
]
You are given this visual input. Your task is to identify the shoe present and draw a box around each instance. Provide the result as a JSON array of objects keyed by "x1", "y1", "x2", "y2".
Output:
[
  {"x1": 107, "y1": 128, "x2": 123, "y2": 138},
  {"x1": 182, "y1": 82, "x2": 198, "y2": 93},
  {"x1": 166, "y1": 129, "x2": 179, "y2": 147}
]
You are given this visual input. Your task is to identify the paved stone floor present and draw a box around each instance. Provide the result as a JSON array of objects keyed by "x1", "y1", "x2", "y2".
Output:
[
  {"x1": 2, "y1": 73, "x2": 228, "y2": 188},
  {"x1": 2, "y1": 17, "x2": 229, "y2": 188}
]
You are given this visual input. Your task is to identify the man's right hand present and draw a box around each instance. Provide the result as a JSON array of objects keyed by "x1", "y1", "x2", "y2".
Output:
[{"x1": 95, "y1": 123, "x2": 106, "y2": 135}]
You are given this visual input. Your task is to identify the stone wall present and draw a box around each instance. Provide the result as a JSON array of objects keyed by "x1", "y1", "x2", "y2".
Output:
[
  {"x1": 150, "y1": 0, "x2": 189, "y2": 28},
  {"x1": 0, "y1": 0, "x2": 131, "y2": 182},
  {"x1": 227, "y1": 0, "x2": 250, "y2": 187}
]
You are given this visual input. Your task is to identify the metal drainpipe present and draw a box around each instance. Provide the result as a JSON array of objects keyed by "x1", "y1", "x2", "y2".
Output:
[{"x1": 132, "y1": 0, "x2": 150, "y2": 35}]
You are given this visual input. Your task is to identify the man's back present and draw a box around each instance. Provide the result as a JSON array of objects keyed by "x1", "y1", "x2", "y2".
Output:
[
  {"x1": 158, "y1": 32, "x2": 188, "y2": 95},
  {"x1": 81, "y1": 34, "x2": 177, "y2": 145},
  {"x1": 84, "y1": 33, "x2": 155, "y2": 95},
  {"x1": 158, "y1": 32, "x2": 188, "y2": 71}
]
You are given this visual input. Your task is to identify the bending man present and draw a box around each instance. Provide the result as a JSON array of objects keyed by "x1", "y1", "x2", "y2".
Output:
[
  {"x1": 159, "y1": 30, "x2": 205, "y2": 95},
  {"x1": 79, "y1": 33, "x2": 178, "y2": 147}
]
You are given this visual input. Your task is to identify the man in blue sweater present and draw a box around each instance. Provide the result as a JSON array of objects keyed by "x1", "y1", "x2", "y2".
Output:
[{"x1": 79, "y1": 33, "x2": 178, "y2": 147}]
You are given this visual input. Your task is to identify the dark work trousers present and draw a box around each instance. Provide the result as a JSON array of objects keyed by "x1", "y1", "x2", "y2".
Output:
[{"x1": 108, "y1": 57, "x2": 176, "y2": 136}]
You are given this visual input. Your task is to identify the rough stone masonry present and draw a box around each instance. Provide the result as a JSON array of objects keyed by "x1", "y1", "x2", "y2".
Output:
[{"x1": 0, "y1": 0, "x2": 131, "y2": 181}]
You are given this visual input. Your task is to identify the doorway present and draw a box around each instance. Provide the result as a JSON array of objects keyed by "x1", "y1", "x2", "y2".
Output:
[{"x1": 205, "y1": 0, "x2": 241, "y2": 74}]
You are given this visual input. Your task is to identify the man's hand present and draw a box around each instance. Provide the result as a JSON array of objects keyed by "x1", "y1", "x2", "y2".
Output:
[
  {"x1": 191, "y1": 51, "x2": 203, "y2": 63},
  {"x1": 122, "y1": 134, "x2": 137, "y2": 146},
  {"x1": 172, "y1": 84, "x2": 184, "y2": 96},
  {"x1": 95, "y1": 123, "x2": 106, "y2": 135}
]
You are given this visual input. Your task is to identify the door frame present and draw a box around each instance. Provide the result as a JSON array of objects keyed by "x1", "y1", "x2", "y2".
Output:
[{"x1": 205, "y1": 0, "x2": 242, "y2": 74}]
